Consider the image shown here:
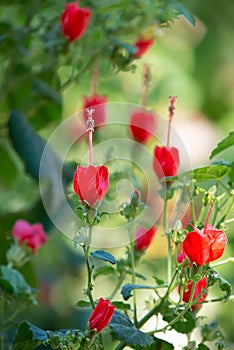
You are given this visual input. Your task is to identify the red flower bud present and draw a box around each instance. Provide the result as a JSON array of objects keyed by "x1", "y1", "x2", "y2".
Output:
[
  {"x1": 153, "y1": 146, "x2": 180, "y2": 179},
  {"x1": 135, "y1": 226, "x2": 157, "y2": 251},
  {"x1": 83, "y1": 94, "x2": 107, "y2": 127},
  {"x1": 133, "y1": 38, "x2": 154, "y2": 58},
  {"x1": 12, "y1": 219, "x2": 47, "y2": 254},
  {"x1": 177, "y1": 250, "x2": 187, "y2": 264},
  {"x1": 183, "y1": 224, "x2": 228, "y2": 266},
  {"x1": 88, "y1": 298, "x2": 115, "y2": 333},
  {"x1": 179, "y1": 277, "x2": 208, "y2": 311},
  {"x1": 129, "y1": 109, "x2": 156, "y2": 144},
  {"x1": 61, "y1": 2, "x2": 91, "y2": 42},
  {"x1": 73, "y1": 165, "x2": 109, "y2": 207}
]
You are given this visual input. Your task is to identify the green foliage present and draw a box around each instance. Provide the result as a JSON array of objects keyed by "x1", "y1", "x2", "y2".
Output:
[
  {"x1": 182, "y1": 165, "x2": 230, "y2": 182},
  {"x1": 206, "y1": 267, "x2": 232, "y2": 302},
  {"x1": 163, "y1": 308, "x2": 196, "y2": 334},
  {"x1": 91, "y1": 249, "x2": 116, "y2": 264},
  {"x1": 121, "y1": 283, "x2": 155, "y2": 300},
  {"x1": 13, "y1": 321, "x2": 47, "y2": 350},
  {"x1": 210, "y1": 131, "x2": 234, "y2": 159},
  {"x1": 110, "y1": 310, "x2": 154, "y2": 347}
]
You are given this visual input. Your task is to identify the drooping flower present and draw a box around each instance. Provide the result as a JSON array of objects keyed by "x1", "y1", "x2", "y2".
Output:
[
  {"x1": 61, "y1": 2, "x2": 91, "y2": 42},
  {"x1": 12, "y1": 219, "x2": 47, "y2": 254},
  {"x1": 88, "y1": 298, "x2": 115, "y2": 333},
  {"x1": 183, "y1": 224, "x2": 227, "y2": 266},
  {"x1": 129, "y1": 109, "x2": 156, "y2": 144},
  {"x1": 135, "y1": 226, "x2": 157, "y2": 252},
  {"x1": 153, "y1": 146, "x2": 180, "y2": 179},
  {"x1": 83, "y1": 94, "x2": 107, "y2": 127},
  {"x1": 73, "y1": 165, "x2": 109, "y2": 207},
  {"x1": 133, "y1": 38, "x2": 154, "y2": 58},
  {"x1": 179, "y1": 277, "x2": 208, "y2": 311}
]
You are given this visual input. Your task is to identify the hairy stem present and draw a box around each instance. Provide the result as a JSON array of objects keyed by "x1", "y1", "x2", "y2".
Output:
[{"x1": 128, "y1": 220, "x2": 137, "y2": 324}]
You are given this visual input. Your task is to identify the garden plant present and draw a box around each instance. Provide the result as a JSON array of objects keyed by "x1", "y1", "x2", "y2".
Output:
[{"x1": 0, "y1": 1, "x2": 234, "y2": 350}]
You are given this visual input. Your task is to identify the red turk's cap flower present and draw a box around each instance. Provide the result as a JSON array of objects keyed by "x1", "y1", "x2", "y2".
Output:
[
  {"x1": 179, "y1": 277, "x2": 208, "y2": 311},
  {"x1": 12, "y1": 219, "x2": 47, "y2": 254},
  {"x1": 129, "y1": 109, "x2": 156, "y2": 144},
  {"x1": 135, "y1": 226, "x2": 157, "y2": 251},
  {"x1": 83, "y1": 94, "x2": 107, "y2": 127},
  {"x1": 89, "y1": 298, "x2": 115, "y2": 333},
  {"x1": 73, "y1": 165, "x2": 109, "y2": 207},
  {"x1": 153, "y1": 146, "x2": 180, "y2": 179},
  {"x1": 133, "y1": 38, "x2": 154, "y2": 58},
  {"x1": 177, "y1": 250, "x2": 187, "y2": 264},
  {"x1": 183, "y1": 224, "x2": 228, "y2": 266},
  {"x1": 61, "y1": 2, "x2": 91, "y2": 42}
]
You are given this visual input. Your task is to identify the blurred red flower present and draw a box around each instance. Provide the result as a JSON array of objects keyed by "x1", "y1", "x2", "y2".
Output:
[
  {"x1": 89, "y1": 298, "x2": 115, "y2": 333},
  {"x1": 83, "y1": 93, "x2": 107, "y2": 127},
  {"x1": 179, "y1": 277, "x2": 208, "y2": 311},
  {"x1": 135, "y1": 226, "x2": 157, "y2": 251},
  {"x1": 12, "y1": 219, "x2": 47, "y2": 254},
  {"x1": 73, "y1": 165, "x2": 109, "y2": 207},
  {"x1": 61, "y1": 2, "x2": 91, "y2": 42},
  {"x1": 133, "y1": 38, "x2": 154, "y2": 58},
  {"x1": 129, "y1": 109, "x2": 156, "y2": 144},
  {"x1": 153, "y1": 146, "x2": 180, "y2": 179},
  {"x1": 183, "y1": 224, "x2": 227, "y2": 266}
]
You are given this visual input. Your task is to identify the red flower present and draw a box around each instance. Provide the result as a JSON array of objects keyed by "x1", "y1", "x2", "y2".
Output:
[
  {"x1": 135, "y1": 226, "x2": 157, "y2": 251},
  {"x1": 133, "y1": 38, "x2": 154, "y2": 58},
  {"x1": 153, "y1": 146, "x2": 180, "y2": 179},
  {"x1": 183, "y1": 224, "x2": 227, "y2": 266},
  {"x1": 61, "y1": 2, "x2": 91, "y2": 42},
  {"x1": 177, "y1": 250, "x2": 187, "y2": 263},
  {"x1": 179, "y1": 277, "x2": 208, "y2": 311},
  {"x1": 12, "y1": 219, "x2": 47, "y2": 254},
  {"x1": 88, "y1": 298, "x2": 115, "y2": 333},
  {"x1": 83, "y1": 94, "x2": 107, "y2": 127},
  {"x1": 129, "y1": 109, "x2": 156, "y2": 144},
  {"x1": 73, "y1": 165, "x2": 109, "y2": 207}
]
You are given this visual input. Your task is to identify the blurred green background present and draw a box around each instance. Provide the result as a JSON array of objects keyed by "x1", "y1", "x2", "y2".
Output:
[{"x1": 0, "y1": 0, "x2": 234, "y2": 349}]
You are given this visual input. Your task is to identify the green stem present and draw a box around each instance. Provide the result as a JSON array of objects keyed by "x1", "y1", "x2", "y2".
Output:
[
  {"x1": 128, "y1": 220, "x2": 137, "y2": 324},
  {"x1": 196, "y1": 205, "x2": 206, "y2": 225},
  {"x1": 84, "y1": 225, "x2": 95, "y2": 309},
  {"x1": 211, "y1": 257, "x2": 234, "y2": 267},
  {"x1": 153, "y1": 281, "x2": 198, "y2": 333},
  {"x1": 216, "y1": 197, "x2": 234, "y2": 227},
  {"x1": 164, "y1": 199, "x2": 172, "y2": 284},
  {"x1": 108, "y1": 274, "x2": 126, "y2": 300},
  {"x1": 190, "y1": 197, "x2": 197, "y2": 223},
  {"x1": 137, "y1": 268, "x2": 178, "y2": 329}
]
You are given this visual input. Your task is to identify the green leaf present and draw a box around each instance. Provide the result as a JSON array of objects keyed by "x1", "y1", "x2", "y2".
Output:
[
  {"x1": 163, "y1": 309, "x2": 196, "y2": 334},
  {"x1": 33, "y1": 78, "x2": 61, "y2": 105},
  {"x1": 146, "y1": 337, "x2": 174, "y2": 349},
  {"x1": 198, "y1": 344, "x2": 210, "y2": 350},
  {"x1": 121, "y1": 283, "x2": 155, "y2": 301},
  {"x1": 91, "y1": 250, "x2": 116, "y2": 264},
  {"x1": 110, "y1": 37, "x2": 137, "y2": 55},
  {"x1": 0, "y1": 265, "x2": 32, "y2": 296},
  {"x1": 93, "y1": 265, "x2": 116, "y2": 279},
  {"x1": 210, "y1": 131, "x2": 234, "y2": 159},
  {"x1": 207, "y1": 268, "x2": 232, "y2": 301},
  {"x1": 182, "y1": 165, "x2": 230, "y2": 181},
  {"x1": 13, "y1": 321, "x2": 47, "y2": 350},
  {"x1": 111, "y1": 301, "x2": 131, "y2": 311},
  {"x1": 110, "y1": 311, "x2": 153, "y2": 347},
  {"x1": 229, "y1": 162, "x2": 234, "y2": 185},
  {"x1": 76, "y1": 300, "x2": 91, "y2": 308},
  {"x1": 173, "y1": 3, "x2": 196, "y2": 26},
  {"x1": 153, "y1": 276, "x2": 165, "y2": 286}
]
